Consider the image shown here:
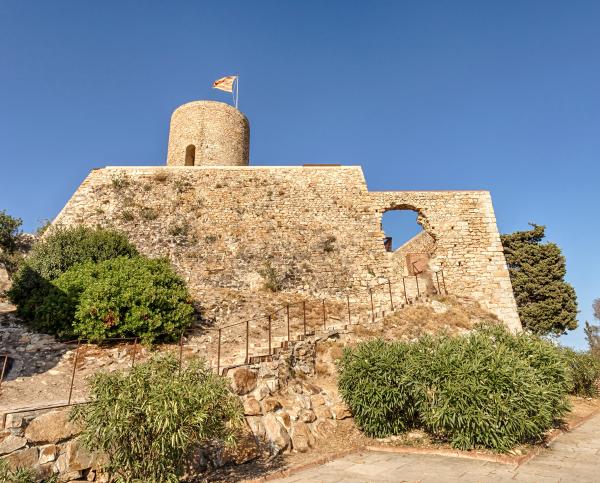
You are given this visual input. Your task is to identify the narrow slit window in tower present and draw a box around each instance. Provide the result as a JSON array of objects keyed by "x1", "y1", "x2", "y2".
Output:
[{"x1": 185, "y1": 145, "x2": 196, "y2": 166}]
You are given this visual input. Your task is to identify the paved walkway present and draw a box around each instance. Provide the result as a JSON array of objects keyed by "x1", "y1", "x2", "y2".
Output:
[{"x1": 274, "y1": 413, "x2": 600, "y2": 482}]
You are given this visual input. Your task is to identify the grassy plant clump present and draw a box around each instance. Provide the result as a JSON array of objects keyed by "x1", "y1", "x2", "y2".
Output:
[
  {"x1": 338, "y1": 339, "x2": 418, "y2": 437},
  {"x1": 72, "y1": 354, "x2": 243, "y2": 482},
  {"x1": 47, "y1": 256, "x2": 193, "y2": 342},
  {"x1": 561, "y1": 347, "x2": 600, "y2": 397},
  {"x1": 337, "y1": 325, "x2": 572, "y2": 451}
]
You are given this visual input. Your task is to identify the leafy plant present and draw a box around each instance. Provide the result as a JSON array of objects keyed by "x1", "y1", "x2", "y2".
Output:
[
  {"x1": 0, "y1": 209, "x2": 30, "y2": 277},
  {"x1": 0, "y1": 459, "x2": 53, "y2": 483},
  {"x1": 338, "y1": 339, "x2": 418, "y2": 437},
  {"x1": 48, "y1": 256, "x2": 194, "y2": 342},
  {"x1": 337, "y1": 325, "x2": 572, "y2": 451},
  {"x1": 8, "y1": 227, "x2": 138, "y2": 332},
  {"x1": 72, "y1": 354, "x2": 243, "y2": 482},
  {"x1": 15, "y1": 226, "x2": 138, "y2": 280},
  {"x1": 561, "y1": 347, "x2": 600, "y2": 397}
]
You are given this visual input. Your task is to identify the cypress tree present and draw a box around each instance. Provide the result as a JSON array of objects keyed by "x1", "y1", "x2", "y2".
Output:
[{"x1": 501, "y1": 224, "x2": 578, "y2": 336}]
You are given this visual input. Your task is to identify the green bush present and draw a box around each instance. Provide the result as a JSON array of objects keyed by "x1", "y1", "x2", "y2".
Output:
[
  {"x1": 71, "y1": 354, "x2": 243, "y2": 482},
  {"x1": 338, "y1": 339, "x2": 419, "y2": 437},
  {"x1": 337, "y1": 326, "x2": 572, "y2": 451},
  {"x1": 561, "y1": 347, "x2": 600, "y2": 397},
  {"x1": 40, "y1": 256, "x2": 194, "y2": 342},
  {"x1": 24, "y1": 226, "x2": 138, "y2": 280}
]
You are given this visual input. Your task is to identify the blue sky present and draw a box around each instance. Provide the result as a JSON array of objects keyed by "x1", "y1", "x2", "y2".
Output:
[{"x1": 1, "y1": 1, "x2": 598, "y2": 348}]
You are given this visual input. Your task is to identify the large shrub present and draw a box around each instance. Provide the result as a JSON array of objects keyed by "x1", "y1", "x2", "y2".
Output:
[
  {"x1": 8, "y1": 226, "x2": 138, "y2": 330},
  {"x1": 337, "y1": 326, "x2": 571, "y2": 451},
  {"x1": 37, "y1": 256, "x2": 194, "y2": 342},
  {"x1": 72, "y1": 354, "x2": 243, "y2": 483},
  {"x1": 338, "y1": 339, "x2": 418, "y2": 437},
  {"x1": 561, "y1": 347, "x2": 600, "y2": 398},
  {"x1": 23, "y1": 226, "x2": 138, "y2": 279},
  {"x1": 414, "y1": 331, "x2": 566, "y2": 451}
]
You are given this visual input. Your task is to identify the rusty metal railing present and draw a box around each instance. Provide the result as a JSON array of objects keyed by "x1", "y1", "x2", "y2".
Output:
[{"x1": 0, "y1": 269, "x2": 448, "y2": 428}]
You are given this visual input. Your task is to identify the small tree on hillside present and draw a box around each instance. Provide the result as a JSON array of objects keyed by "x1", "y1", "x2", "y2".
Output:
[
  {"x1": 584, "y1": 299, "x2": 600, "y2": 357},
  {"x1": 501, "y1": 224, "x2": 577, "y2": 336},
  {"x1": 0, "y1": 210, "x2": 29, "y2": 277}
]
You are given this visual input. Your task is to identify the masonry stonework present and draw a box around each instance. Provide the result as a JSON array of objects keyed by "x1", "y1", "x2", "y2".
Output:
[{"x1": 53, "y1": 164, "x2": 520, "y2": 331}]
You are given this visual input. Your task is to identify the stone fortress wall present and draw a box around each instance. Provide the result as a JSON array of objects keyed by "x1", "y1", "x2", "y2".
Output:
[{"x1": 53, "y1": 164, "x2": 521, "y2": 331}]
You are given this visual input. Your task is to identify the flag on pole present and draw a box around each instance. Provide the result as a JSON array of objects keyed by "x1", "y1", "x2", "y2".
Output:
[{"x1": 212, "y1": 75, "x2": 237, "y2": 92}]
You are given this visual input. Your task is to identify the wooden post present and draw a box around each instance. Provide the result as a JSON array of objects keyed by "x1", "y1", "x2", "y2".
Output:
[
  {"x1": 178, "y1": 332, "x2": 184, "y2": 375},
  {"x1": 322, "y1": 300, "x2": 326, "y2": 330},
  {"x1": 302, "y1": 301, "x2": 307, "y2": 336},
  {"x1": 441, "y1": 269, "x2": 448, "y2": 294},
  {"x1": 0, "y1": 355, "x2": 8, "y2": 392},
  {"x1": 217, "y1": 329, "x2": 222, "y2": 375},
  {"x1": 402, "y1": 277, "x2": 409, "y2": 304},
  {"x1": 286, "y1": 304, "x2": 290, "y2": 342},
  {"x1": 346, "y1": 294, "x2": 351, "y2": 325},
  {"x1": 435, "y1": 271, "x2": 441, "y2": 294},
  {"x1": 131, "y1": 338, "x2": 138, "y2": 368},
  {"x1": 387, "y1": 279, "x2": 394, "y2": 311},
  {"x1": 268, "y1": 315, "x2": 272, "y2": 356},
  {"x1": 68, "y1": 341, "x2": 81, "y2": 405},
  {"x1": 369, "y1": 289, "x2": 375, "y2": 323},
  {"x1": 245, "y1": 320, "x2": 250, "y2": 364}
]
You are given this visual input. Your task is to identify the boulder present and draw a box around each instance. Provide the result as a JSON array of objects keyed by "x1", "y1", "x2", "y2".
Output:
[
  {"x1": 262, "y1": 413, "x2": 291, "y2": 454},
  {"x1": 25, "y1": 410, "x2": 81, "y2": 444},
  {"x1": 66, "y1": 438, "x2": 94, "y2": 471},
  {"x1": 2, "y1": 446, "x2": 39, "y2": 470},
  {"x1": 243, "y1": 397, "x2": 262, "y2": 416},
  {"x1": 290, "y1": 421, "x2": 314, "y2": 453},
  {"x1": 0, "y1": 431, "x2": 27, "y2": 455},
  {"x1": 246, "y1": 416, "x2": 265, "y2": 440},
  {"x1": 276, "y1": 411, "x2": 292, "y2": 431},
  {"x1": 38, "y1": 444, "x2": 58, "y2": 464},
  {"x1": 252, "y1": 384, "x2": 271, "y2": 401},
  {"x1": 298, "y1": 409, "x2": 316, "y2": 423},
  {"x1": 311, "y1": 419, "x2": 337, "y2": 439},
  {"x1": 311, "y1": 394, "x2": 326, "y2": 406},
  {"x1": 304, "y1": 383, "x2": 322, "y2": 395},
  {"x1": 261, "y1": 397, "x2": 282, "y2": 413},
  {"x1": 230, "y1": 367, "x2": 258, "y2": 395},
  {"x1": 331, "y1": 403, "x2": 351, "y2": 420},
  {"x1": 314, "y1": 405, "x2": 333, "y2": 420}
]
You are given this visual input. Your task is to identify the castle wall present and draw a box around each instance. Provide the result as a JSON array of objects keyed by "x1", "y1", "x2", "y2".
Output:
[{"x1": 52, "y1": 165, "x2": 520, "y2": 331}]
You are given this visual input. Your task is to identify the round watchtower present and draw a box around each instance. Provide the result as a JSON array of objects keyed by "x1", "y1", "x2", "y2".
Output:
[{"x1": 166, "y1": 100, "x2": 250, "y2": 167}]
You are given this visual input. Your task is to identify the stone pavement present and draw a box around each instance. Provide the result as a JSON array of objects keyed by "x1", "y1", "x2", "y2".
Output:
[{"x1": 274, "y1": 413, "x2": 600, "y2": 482}]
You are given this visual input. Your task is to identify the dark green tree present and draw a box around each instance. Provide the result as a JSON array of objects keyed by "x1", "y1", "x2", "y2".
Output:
[{"x1": 501, "y1": 224, "x2": 578, "y2": 336}]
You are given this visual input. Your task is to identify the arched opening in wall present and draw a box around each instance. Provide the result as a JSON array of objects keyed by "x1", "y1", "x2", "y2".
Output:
[
  {"x1": 381, "y1": 208, "x2": 436, "y2": 276},
  {"x1": 185, "y1": 145, "x2": 196, "y2": 166}
]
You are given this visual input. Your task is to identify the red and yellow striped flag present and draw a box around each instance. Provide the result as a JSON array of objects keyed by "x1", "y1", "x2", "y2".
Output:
[{"x1": 212, "y1": 75, "x2": 237, "y2": 92}]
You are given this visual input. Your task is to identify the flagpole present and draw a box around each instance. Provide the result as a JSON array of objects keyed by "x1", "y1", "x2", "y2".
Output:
[{"x1": 235, "y1": 77, "x2": 239, "y2": 109}]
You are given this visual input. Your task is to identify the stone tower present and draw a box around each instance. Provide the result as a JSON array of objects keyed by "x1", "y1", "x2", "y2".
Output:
[{"x1": 166, "y1": 100, "x2": 250, "y2": 167}]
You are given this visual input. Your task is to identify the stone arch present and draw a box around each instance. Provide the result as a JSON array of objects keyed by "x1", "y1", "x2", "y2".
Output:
[
  {"x1": 184, "y1": 145, "x2": 196, "y2": 166},
  {"x1": 380, "y1": 204, "x2": 437, "y2": 278}
]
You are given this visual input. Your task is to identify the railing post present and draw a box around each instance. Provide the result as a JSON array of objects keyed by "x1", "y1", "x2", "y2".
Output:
[
  {"x1": 178, "y1": 332, "x2": 184, "y2": 375},
  {"x1": 322, "y1": 299, "x2": 327, "y2": 331},
  {"x1": 346, "y1": 294, "x2": 351, "y2": 325},
  {"x1": 245, "y1": 320, "x2": 249, "y2": 364},
  {"x1": 415, "y1": 275, "x2": 420, "y2": 298},
  {"x1": 68, "y1": 341, "x2": 81, "y2": 405},
  {"x1": 435, "y1": 271, "x2": 441, "y2": 295},
  {"x1": 268, "y1": 315, "x2": 272, "y2": 356},
  {"x1": 402, "y1": 277, "x2": 409, "y2": 304},
  {"x1": 369, "y1": 288, "x2": 375, "y2": 323},
  {"x1": 131, "y1": 338, "x2": 138, "y2": 368},
  {"x1": 217, "y1": 329, "x2": 222, "y2": 375},
  {"x1": 0, "y1": 355, "x2": 8, "y2": 392},
  {"x1": 302, "y1": 301, "x2": 307, "y2": 336},
  {"x1": 286, "y1": 304, "x2": 290, "y2": 342},
  {"x1": 387, "y1": 279, "x2": 394, "y2": 311},
  {"x1": 441, "y1": 269, "x2": 448, "y2": 294}
]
